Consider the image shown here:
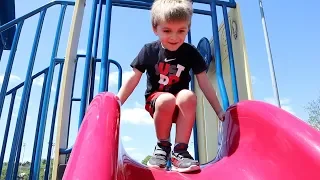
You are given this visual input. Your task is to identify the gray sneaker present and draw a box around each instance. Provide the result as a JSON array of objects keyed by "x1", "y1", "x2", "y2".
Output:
[
  {"x1": 171, "y1": 143, "x2": 200, "y2": 172},
  {"x1": 147, "y1": 141, "x2": 171, "y2": 169}
]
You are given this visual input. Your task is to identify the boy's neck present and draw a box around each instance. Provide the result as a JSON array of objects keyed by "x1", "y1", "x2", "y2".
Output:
[{"x1": 160, "y1": 41, "x2": 184, "y2": 52}]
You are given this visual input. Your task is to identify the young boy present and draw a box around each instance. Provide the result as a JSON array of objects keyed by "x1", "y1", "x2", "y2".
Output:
[{"x1": 116, "y1": 0, "x2": 225, "y2": 173}]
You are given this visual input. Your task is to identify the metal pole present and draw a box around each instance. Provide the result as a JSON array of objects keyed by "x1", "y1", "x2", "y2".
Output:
[{"x1": 258, "y1": 0, "x2": 281, "y2": 108}]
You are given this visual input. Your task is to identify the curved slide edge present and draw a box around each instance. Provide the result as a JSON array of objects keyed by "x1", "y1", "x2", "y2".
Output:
[{"x1": 63, "y1": 92, "x2": 320, "y2": 180}]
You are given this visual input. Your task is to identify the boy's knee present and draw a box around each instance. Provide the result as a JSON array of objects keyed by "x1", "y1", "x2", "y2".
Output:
[
  {"x1": 155, "y1": 93, "x2": 176, "y2": 112},
  {"x1": 176, "y1": 89, "x2": 197, "y2": 107}
]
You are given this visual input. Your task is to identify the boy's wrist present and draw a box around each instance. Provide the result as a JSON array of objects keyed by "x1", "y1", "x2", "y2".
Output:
[
  {"x1": 214, "y1": 106, "x2": 223, "y2": 115},
  {"x1": 216, "y1": 109, "x2": 223, "y2": 115}
]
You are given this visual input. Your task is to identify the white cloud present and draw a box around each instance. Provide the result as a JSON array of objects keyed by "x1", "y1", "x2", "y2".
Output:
[
  {"x1": 0, "y1": 74, "x2": 21, "y2": 84},
  {"x1": 122, "y1": 136, "x2": 133, "y2": 142},
  {"x1": 95, "y1": 71, "x2": 132, "y2": 87},
  {"x1": 32, "y1": 76, "x2": 56, "y2": 92},
  {"x1": 34, "y1": 76, "x2": 44, "y2": 86},
  {"x1": 121, "y1": 103, "x2": 153, "y2": 125},
  {"x1": 77, "y1": 49, "x2": 86, "y2": 54},
  {"x1": 264, "y1": 97, "x2": 295, "y2": 115}
]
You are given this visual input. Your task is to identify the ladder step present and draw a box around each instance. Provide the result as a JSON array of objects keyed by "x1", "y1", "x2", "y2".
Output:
[{"x1": 57, "y1": 164, "x2": 67, "y2": 180}]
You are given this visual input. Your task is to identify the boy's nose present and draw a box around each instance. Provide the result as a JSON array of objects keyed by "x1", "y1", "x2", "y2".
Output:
[{"x1": 169, "y1": 33, "x2": 178, "y2": 40}]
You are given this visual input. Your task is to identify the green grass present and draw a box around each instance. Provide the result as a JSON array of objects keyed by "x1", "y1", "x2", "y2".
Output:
[{"x1": 1, "y1": 159, "x2": 53, "y2": 180}]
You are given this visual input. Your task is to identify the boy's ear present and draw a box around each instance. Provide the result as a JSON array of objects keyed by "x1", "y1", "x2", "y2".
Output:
[{"x1": 152, "y1": 25, "x2": 158, "y2": 35}]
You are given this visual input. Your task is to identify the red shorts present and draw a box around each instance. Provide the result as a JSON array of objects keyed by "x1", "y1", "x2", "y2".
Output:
[{"x1": 145, "y1": 92, "x2": 179, "y2": 123}]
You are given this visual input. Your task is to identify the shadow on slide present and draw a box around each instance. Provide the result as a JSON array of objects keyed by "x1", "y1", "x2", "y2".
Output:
[{"x1": 63, "y1": 92, "x2": 320, "y2": 180}]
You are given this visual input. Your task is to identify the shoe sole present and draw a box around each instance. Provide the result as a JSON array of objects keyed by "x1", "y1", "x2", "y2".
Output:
[
  {"x1": 171, "y1": 165, "x2": 200, "y2": 173},
  {"x1": 147, "y1": 161, "x2": 166, "y2": 170}
]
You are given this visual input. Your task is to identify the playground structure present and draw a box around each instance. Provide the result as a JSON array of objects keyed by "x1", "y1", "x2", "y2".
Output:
[{"x1": 0, "y1": 0, "x2": 320, "y2": 180}]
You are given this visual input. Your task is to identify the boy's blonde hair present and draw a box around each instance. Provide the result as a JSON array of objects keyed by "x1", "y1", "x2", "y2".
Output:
[{"x1": 151, "y1": 0, "x2": 193, "y2": 28}]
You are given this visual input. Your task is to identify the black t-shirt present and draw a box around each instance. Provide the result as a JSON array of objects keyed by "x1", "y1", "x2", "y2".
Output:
[{"x1": 130, "y1": 40, "x2": 207, "y2": 100}]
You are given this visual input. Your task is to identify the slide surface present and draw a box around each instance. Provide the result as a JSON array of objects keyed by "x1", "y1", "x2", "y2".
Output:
[{"x1": 63, "y1": 92, "x2": 320, "y2": 180}]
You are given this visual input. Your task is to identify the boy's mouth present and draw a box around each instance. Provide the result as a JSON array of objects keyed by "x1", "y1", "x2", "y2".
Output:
[{"x1": 168, "y1": 42, "x2": 178, "y2": 46}]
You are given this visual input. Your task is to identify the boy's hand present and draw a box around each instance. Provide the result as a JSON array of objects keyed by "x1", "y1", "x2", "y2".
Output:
[{"x1": 217, "y1": 110, "x2": 225, "y2": 121}]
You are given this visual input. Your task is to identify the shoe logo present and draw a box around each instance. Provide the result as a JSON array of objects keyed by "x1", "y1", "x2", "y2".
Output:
[{"x1": 164, "y1": 58, "x2": 176, "y2": 62}]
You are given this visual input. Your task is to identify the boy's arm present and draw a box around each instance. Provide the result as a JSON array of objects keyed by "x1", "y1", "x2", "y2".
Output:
[
  {"x1": 116, "y1": 68, "x2": 142, "y2": 105},
  {"x1": 195, "y1": 71, "x2": 224, "y2": 120}
]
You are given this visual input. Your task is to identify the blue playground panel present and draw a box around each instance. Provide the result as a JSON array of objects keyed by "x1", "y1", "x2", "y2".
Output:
[{"x1": 0, "y1": 0, "x2": 16, "y2": 50}]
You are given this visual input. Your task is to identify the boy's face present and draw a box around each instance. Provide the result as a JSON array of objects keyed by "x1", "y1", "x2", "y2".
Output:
[{"x1": 153, "y1": 20, "x2": 189, "y2": 51}]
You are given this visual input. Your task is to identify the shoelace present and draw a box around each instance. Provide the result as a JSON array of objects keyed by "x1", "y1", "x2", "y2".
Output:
[
  {"x1": 154, "y1": 146, "x2": 170, "y2": 160},
  {"x1": 175, "y1": 150, "x2": 193, "y2": 160}
]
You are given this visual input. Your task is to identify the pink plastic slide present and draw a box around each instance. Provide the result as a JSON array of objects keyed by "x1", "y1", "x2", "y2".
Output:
[{"x1": 63, "y1": 92, "x2": 320, "y2": 179}]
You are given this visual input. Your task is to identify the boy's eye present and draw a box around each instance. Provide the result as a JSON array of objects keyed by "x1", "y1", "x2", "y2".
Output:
[
  {"x1": 179, "y1": 30, "x2": 186, "y2": 33},
  {"x1": 163, "y1": 30, "x2": 170, "y2": 33}
]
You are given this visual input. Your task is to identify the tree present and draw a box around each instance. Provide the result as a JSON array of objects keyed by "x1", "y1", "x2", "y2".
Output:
[
  {"x1": 141, "y1": 155, "x2": 152, "y2": 165},
  {"x1": 305, "y1": 94, "x2": 320, "y2": 131}
]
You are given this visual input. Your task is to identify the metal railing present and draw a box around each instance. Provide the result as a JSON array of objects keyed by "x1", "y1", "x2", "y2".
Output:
[
  {"x1": 0, "y1": 1, "x2": 75, "y2": 179},
  {"x1": 59, "y1": 56, "x2": 123, "y2": 155},
  {"x1": 1, "y1": 1, "x2": 124, "y2": 179}
]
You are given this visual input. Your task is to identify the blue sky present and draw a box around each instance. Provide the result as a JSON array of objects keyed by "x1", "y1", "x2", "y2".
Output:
[{"x1": 0, "y1": 0, "x2": 319, "y2": 164}]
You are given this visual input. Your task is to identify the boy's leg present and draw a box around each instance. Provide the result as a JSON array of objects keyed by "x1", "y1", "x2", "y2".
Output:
[
  {"x1": 146, "y1": 92, "x2": 176, "y2": 169},
  {"x1": 153, "y1": 93, "x2": 176, "y2": 140},
  {"x1": 171, "y1": 89, "x2": 200, "y2": 172}
]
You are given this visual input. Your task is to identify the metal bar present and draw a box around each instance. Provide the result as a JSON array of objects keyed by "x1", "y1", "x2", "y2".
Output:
[
  {"x1": 0, "y1": 1, "x2": 74, "y2": 33},
  {"x1": 79, "y1": 0, "x2": 99, "y2": 129},
  {"x1": 58, "y1": 59, "x2": 122, "y2": 156},
  {"x1": 112, "y1": 3, "x2": 149, "y2": 10},
  {"x1": 99, "y1": 0, "x2": 113, "y2": 92},
  {"x1": 0, "y1": 91, "x2": 16, "y2": 178},
  {"x1": 90, "y1": 0, "x2": 104, "y2": 102},
  {"x1": 28, "y1": 72, "x2": 48, "y2": 180},
  {"x1": 66, "y1": 61, "x2": 78, "y2": 155},
  {"x1": 0, "y1": 44, "x2": 3, "y2": 61},
  {"x1": 51, "y1": 1, "x2": 85, "y2": 178},
  {"x1": 193, "y1": 9, "x2": 212, "y2": 16},
  {"x1": 77, "y1": 54, "x2": 86, "y2": 58},
  {"x1": 55, "y1": 57, "x2": 65, "y2": 64},
  {"x1": 188, "y1": 30, "x2": 199, "y2": 161},
  {"x1": 0, "y1": 22, "x2": 23, "y2": 121},
  {"x1": 12, "y1": 86, "x2": 31, "y2": 178},
  {"x1": 44, "y1": 63, "x2": 63, "y2": 180},
  {"x1": 222, "y1": 5, "x2": 239, "y2": 103},
  {"x1": 210, "y1": 0, "x2": 229, "y2": 162},
  {"x1": 109, "y1": 59, "x2": 122, "y2": 91},
  {"x1": 112, "y1": 0, "x2": 236, "y2": 7},
  {"x1": 72, "y1": 98, "x2": 81, "y2": 101},
  {"x1": 258, "y1": 0, "x2": 281, "y2": 107},
  {"x1": 89, "y1": 59, "x2": 97, "y2": 102},
  {"x1": 32, "y1": 5, "x2": 67, "y2": 179},
  {"x1": 210, "y1": 2, "x2": 229, "y2": 110},
  {"x1": 8, "y1": 10, "x2": 47, "y2": 179},
  {"x1": 5, "y1": 67, "x2": 49, "y2": 95},
  {"x1": 59, "y1": 146, "x2": 73, "y2": 154},
  {"x1": 59, "y1": 59, "x2": 122, "y2": 154},
  {"x1": 112, "y1": 1, "x2": 212, "y2": 15},
  {"x1": 58, "y1": 59, "x2": 122, "y2": 155},
  {"x1": 199, "y1": 0, "x2": 236, "y2": 7}
]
